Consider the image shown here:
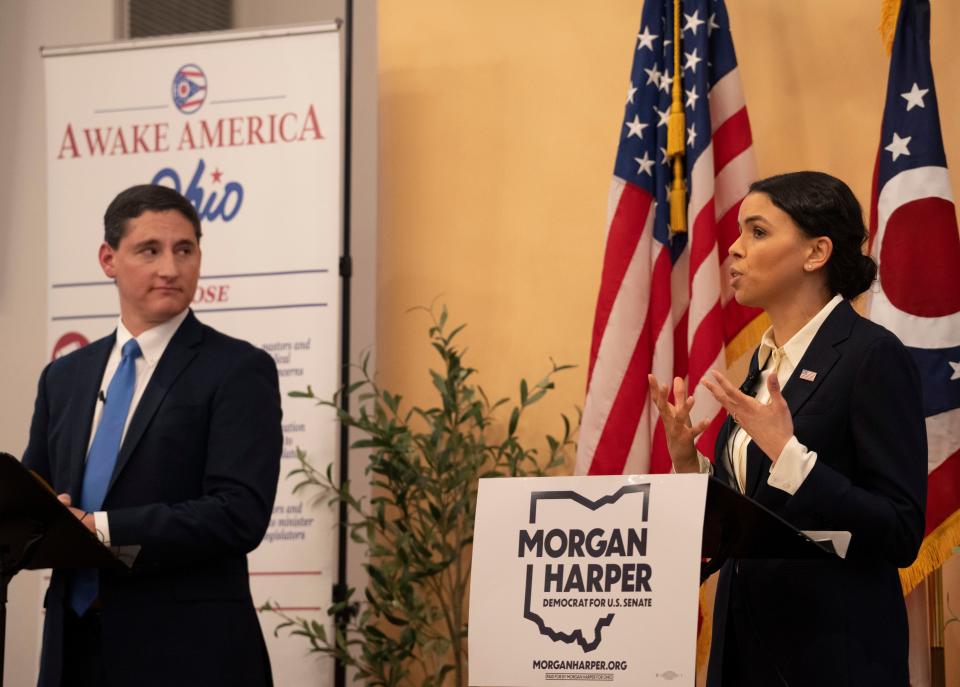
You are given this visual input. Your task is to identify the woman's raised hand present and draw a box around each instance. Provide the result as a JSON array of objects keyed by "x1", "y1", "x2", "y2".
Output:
[
  {"x1": 647, "y1": 374, "x2": 711, "y2": 473},
  {"x1": 702, "y1": 369, "x2": 794, "y2": 463}
]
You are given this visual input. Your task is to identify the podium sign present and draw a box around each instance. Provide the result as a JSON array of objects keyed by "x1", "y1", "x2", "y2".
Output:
[{"x1": 469, "y1": 474, "x2": 707, "y2": 686}]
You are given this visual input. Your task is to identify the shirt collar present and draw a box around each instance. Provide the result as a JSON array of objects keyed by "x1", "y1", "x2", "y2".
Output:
[
  {"x1": 116, "y1": 308, "x2": 190, "y2": 367},
  {"x1": 758, "y1": 294, "x2": 843, "y2": 369}
]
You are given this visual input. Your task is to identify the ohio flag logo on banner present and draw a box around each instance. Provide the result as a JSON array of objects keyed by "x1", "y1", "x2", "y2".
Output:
[{"x1": 866, "y1": 0, "x2": 960, "y2": 591}]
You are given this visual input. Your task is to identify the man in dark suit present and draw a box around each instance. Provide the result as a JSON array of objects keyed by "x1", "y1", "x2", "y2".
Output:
[{"x1": 23, "y1": 184, "x2": 283, "y2": 687}]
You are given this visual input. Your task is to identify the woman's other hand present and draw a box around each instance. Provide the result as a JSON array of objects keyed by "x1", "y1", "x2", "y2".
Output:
[
  {"x1": 703, "y1": 370, "x2": 794, "y2": 462},
  {"x1": 647, "y1": 374, "x2": 710, "y2": 473}
]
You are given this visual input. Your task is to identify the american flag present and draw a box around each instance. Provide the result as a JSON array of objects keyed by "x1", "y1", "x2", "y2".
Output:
[
  {"x1": 866, "y1": 0, "x2": 960, "y2": 589},
  {"x1": 576, "y1": 0, "x2": 760, "y2": 476}
]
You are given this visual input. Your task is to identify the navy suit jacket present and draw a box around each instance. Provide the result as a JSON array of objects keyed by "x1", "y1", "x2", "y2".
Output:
[
  {"x1": 23, "y1": 311, "x2": 283, "y2": 687},
  {"x1": 706, "y1": 300, "x2": 927, "y2": 687}
]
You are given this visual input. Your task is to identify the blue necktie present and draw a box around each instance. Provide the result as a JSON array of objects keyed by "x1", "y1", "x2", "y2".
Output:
[{"x1": 71, "y1": 338, "x2": 142, "y2": 616}]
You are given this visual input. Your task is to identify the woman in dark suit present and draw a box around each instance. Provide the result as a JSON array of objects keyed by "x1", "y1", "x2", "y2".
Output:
[{"x1": 649, "y1": 171, "x2": 926, "y2": 686}]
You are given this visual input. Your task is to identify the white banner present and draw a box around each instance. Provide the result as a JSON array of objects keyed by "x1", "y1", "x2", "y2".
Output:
[
  {"x1": 43, "y1": 25, "x2": 342, "y2": 686},
  {"x1": 469, "y1": 474, "x2": 708, "y2": 687}
]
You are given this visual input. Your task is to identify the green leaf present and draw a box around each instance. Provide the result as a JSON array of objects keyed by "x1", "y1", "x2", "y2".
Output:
[
  {"x1": 526, "y1": 389, "x2": 546, "y2": 406},
  {"x1": 365, "y1": 625, "x2": 387, "y2": 640},
  {"x1": 346, "y1": 380, "x2": 366, "y2": 394},
  {"x1": 383, "y1": 612, "x2": 408, "y2": 626},
  {"x1": 367, "y1": 564, "x2": 388, "y2": 589},
  {"x1": 438, "y1": 306, "x2": 448, "y2": 332}
]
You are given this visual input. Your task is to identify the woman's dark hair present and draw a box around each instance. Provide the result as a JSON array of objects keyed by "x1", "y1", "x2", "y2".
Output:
[
  {"x1": 103, "y1": 184, "x2": 202, "y2": 248},
  {"x1": 748, "y1": 171, "x2": 877, "y2": 299}
]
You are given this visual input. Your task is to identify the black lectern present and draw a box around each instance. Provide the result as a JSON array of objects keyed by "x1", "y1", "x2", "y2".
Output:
[
  {"x1": 699, "y1": 476, "x2": 844, "y2": 582},
  {"x1": 0, "y1": 452, "x2": 125, "y2": 686}
]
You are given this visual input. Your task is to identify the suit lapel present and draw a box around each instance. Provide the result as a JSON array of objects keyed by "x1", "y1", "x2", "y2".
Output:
[
  {"x1": 746, "y1": 300, "x2": 857, "y2": 498},
  {"x1": 107, "y1": 312, "x2": 203, "y2": 495},
  {"x1": 67, "y1": 334, "x2": 114, "y2": 498},
  {"x1": 779, "y1": 299, "x2": 856, "y2": 416},
  {"x1": 745, "y1": 442, "x2": 766, "y2": 497},
  {"x1": 713, "y1": 416, "x2": 737, "y2": 490},
  {"x1": 736, "y1": 351, "x2": 767, "y2": 497}
]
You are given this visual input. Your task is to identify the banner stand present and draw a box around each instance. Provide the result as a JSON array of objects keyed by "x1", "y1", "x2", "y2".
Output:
[
  {"x1": 334, "y1": 4, "x2": 355, "y2": 687},
  {"x1": 41, "y1": 23, "x2": 345, "y2": 687}
]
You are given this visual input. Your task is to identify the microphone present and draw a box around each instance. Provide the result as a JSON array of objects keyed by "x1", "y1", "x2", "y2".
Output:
[
  {"x1": 739, "y1": 364, "x2": 761, "y2": 397},
  {"x1": 98, "y1": 390, "x2": 106, "y2": 403}
]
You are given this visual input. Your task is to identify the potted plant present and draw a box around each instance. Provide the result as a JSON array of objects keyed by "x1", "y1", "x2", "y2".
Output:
[{"x1": 265, "y1": 306, "x2": 577, "y2": 687}]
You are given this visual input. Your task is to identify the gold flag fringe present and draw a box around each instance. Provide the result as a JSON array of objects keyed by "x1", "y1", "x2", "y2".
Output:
[
  {"x1": 724, "y1": 312, "x2": 771, "y2": 367},
  {"x1": 879, "y1": 0, "x2": 902, "y2": 55},
  {"x1": 900, "y1": 509, "x2": 960, "y2": 595},
  {"x1": 696, "y1": 582, "x2": 714, "y2": 674}
]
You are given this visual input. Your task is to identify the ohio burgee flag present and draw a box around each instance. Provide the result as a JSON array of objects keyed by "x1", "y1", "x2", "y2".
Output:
[{"x1": 866, "y1": 0, "x2": 960, "y2": 593}]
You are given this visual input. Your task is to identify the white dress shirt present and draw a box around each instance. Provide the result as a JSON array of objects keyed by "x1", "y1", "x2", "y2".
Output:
[
  {"x1": 696, "y1": 294, "x2": 843, "y2": 494},
  {"x1": 90, "y1": 308, "x2": 189, "y2": 545}
]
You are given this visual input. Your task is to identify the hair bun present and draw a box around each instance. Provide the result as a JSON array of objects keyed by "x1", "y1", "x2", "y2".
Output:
[{"x1": 838, "y1": 253, "x2": 877, "y2": 299}]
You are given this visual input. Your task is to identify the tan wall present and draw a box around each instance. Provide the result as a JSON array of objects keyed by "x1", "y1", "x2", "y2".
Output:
[{"x1": 378, "y1": 0, "x2": 960, "y2": 682}]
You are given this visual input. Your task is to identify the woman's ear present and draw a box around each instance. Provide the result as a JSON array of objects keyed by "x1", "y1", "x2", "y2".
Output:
[{"x1": 804, "y1": 236, "x2": 833, "y2": 272}]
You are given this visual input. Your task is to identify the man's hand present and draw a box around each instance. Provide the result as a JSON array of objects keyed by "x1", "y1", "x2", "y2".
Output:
[{"x1": 57, "y1": 493, "x2": 96, "y2": 534}]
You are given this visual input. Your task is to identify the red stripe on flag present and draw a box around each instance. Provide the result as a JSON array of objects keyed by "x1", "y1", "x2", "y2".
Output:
[
  {"x1": 650, "y1": 421, "x2": 672, "y2": 474},
  {"x1": 688, "y1": 302, "x2": 723, "y2": 390},
  {"x1": 587, "y1": 245, "x2": 672, "y2": 475},
  {"x1": 695, "y1": 411, "x2": 726, "y2": 462},
  {"x1": 712, "y1": 107, "x2": 753, "y2": 175},
  {"x1": 716, "y1": 200, "x2": 741, "y2": 256},
  {"x1": 688, "y1": 198, "x2": 717, "y2": 279},
  {"x1": 926, "y1": 449, "x2": 960, "y2": 536},
  {"x1": 587, "y1": 184, "x2": 654, "y2": 384},
  {"x1": 673, "y1": 309, "x2": 689, "y2": 383}
]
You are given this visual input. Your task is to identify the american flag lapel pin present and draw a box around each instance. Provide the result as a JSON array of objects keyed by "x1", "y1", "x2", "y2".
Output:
[{"x1": 799, "y1": 369, "x2": 817, "y2": 382}]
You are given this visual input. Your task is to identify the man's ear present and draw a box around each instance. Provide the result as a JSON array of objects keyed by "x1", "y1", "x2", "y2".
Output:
[{"x1": 99, "y1": 242, "x2": 117, "y2": 279}]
